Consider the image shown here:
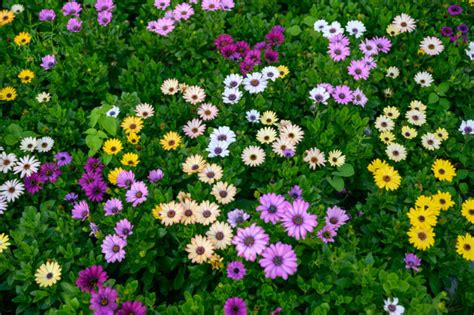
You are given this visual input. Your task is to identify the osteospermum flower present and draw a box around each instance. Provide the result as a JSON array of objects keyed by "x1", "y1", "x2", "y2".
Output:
[
  {"x1": 75, "y1": 265, "x2": 108, "y2": 293},
  {"x1": 134, "y1": 103, "x2": 154, "y2": 119},
  {"x1": 256, "y1": 193, "x2": 288, "y2": 224},
  {"x1": 108, "y1": 167, "x2": 123, "y2": 185},
  {"x1": 420, "y1": 36, "x2": 444, "y2": 56},
  {"x1": 456, "y1": 234, "x2": 474, "y2": 261},
  {"x1": 392, "y1": 13, "x2": 416, "y2": 33},
  {"x1": 459, "y1": 120, "x2": 474, "y2": 135},
  {"x1": 386, "y1": 66, "x2": 400, "y2": 79},
  {"x1": 246, "y1": 110, "x2": 260, "y2": 123},
  {"x1": 0, "y1": 86, "x2": 17, "y2": 101},
  {"x1": 373, "y1": 165, "x2": 401, "y2": 191},
  {"x1": 227, "y1": 261, "x2": 246, "y2": 280},
  {"x1": 117, "y1": 301, "x2": 147, "y2": 315},
  {"x1": 421, "y1": 133, "x2": 440, "y2": 151},
  {"x1": 0, "y1": 10, "x2": 15, "y2": 26},
  {"x1": 198, "y1": 163, "x2": 223, "y2": 184},
  {"x1": 18, "y1": 69, "x2": 35, "y2": 84},
  {"x1": 405, "y1": 109, "x2": 426, "y2": 126},
  {"x1": 0, "y1": 233, "x2": 11, "y2": 253},
  {"x1": 211, "y1": 181, "x2": 237, "y2": 205},
  {"x1": 281, "y1": 199, "x2": 318, "y2": 240},
  {"x1": 0, "y1": 152, "x2": 16, "y2": 173},
  {"x1": 322, "y1": 21, "x2": 344, "y2": 38},
  {"x1": 157, "y1": 201, "x2": 184, "y2": 226},
  {"x1": 183, "y1": 118, "x2": 206, "y2": 139},
  {"x1": 332, "y1": 85, "x2": 353, "y2": 104},
  {"x1": 347, "y1": 60, "x2": 370, "y2": 80},
  {"x1": 35, "y1": 261, "x2": 62, "y2": 287},
  {"x1": 121, "y1": 116, "x2": 143, "y2": 134},
  {"x1": 434, "y1": 128, "x2": 449, "y2": 142},
  {"x1": 380, "y1": 131, "x2": 395, "y2": 144},
  {"x1": 186, "y1": 235, "x2": 214, "y2": 264},
  {"x1": 325, "y1": 206, "x2": 349, "y2": 230},
  {"x1": 241, "y1": 146, "x2": 265, "y2": 167},
  {"x1": 345, "y1": 20, "x2": 366, "y2": 38},
  {"x1": 121, "y1": 152, "x2": 139, "y2": 167},
  {"x1": 256, "y1": 127, "x2": 277, "y2": 144},
  {"x1": 90, "y1": 287, "x2": 118, "y2": 314},
  {"x1": 404, "y1": 253, "x2": 421, "y2": 272},
  {"x1": 309, "y1": 86, "x2": 330, "y2": 105},
  {"x1": 461, "y1": 199, "x2": 474, "y2": 224},
  {"x1": 375, "y1": 115, "x2": 395, "y2": 132},
  {"x1": 14, "y1": 32, "x2": 31, "y2": 45},
  {"x1": 407, "y1": 207, "x2": 437, "y2": 229},
  {"x1": 224, "y1": 297, "x2": 247, "y2": 315},
  {"x1": 432, "y1": 191, "x2": 454, "y2": 211},
  {"x1": 161, "y1": 78, "x2": 179, "y2": 95},
  {"x1": 101, "y1": 234, "x2": 127, "y2": 263},
  {"x1": 41, "y1": 55, "x2": 56, "y2": 70},
  {"x1": 232, "y1": 223, "x2": 269, "y2": 262},
  {"x1": 182, "y1": 154, "x2": 206, "y2": 175},
  {"x1": 227, "y1": 209, "x2": 250, "y2": 227},
  {"x1": 414, "y1": 71, "x2": 433, "y2": 87},
  {"x1": 303, "y1": 148, "x2": 326, "y2": 170},
  {"x1": 180, "y1": 199, "x2": 199, "y2": 225},
  {"x1": 432, "y1": 159, "x2": 456, "y2": 182},
  {"x1": 384, "y1": 297, "x2": 405, "y2": 315},
  {"x1": 125, "y1": 181, "x2": 148, "y2": 207},
  {"x1": 401, "y1": 126, "x2": 417, "y2": 139},
  {"x1": 206, "y1": 221, "x2": 233, "y2": 249},
  {"x1": 328, "y1": 150, "x2": 345, "y2": 167},
  {"x1": 183, "y1": 86, "x2": 206, "y2": 104},
  {"x1": 328, "y1": 43, "x2": 350, "y2": 62},
  {"x1": 386, "y1": 143, "x2": 407, "y2": 162},
  {"x1": 104, "y1": 198, "x2": 123, "y2": 216},
  {"x1": 198, "y1": 103, "x2": 219, "y2": 121},
  {"x1": 408, "y1": 226, "x2": 435, "y2": 251},
  {"x1": 259, "y1": 242, "x2": 297, "y2": 280},
  {"x1": 317, "y1": 225, "x2": 337, "y2": 243},
  {"x1": 0, "y1": 179, "x2": 24, "y2": 202},
  {"x1": 243, "y1": 72, "x2": 268, "y2": 94},
  {"x1": 71, "y1": 200, "x2": 89, "y2": 220},
  {"x1": 160, "y1": 131, "x2": 182, "y2": 150},
  {"x1": 103, "y1": 138, "x2": 122, "y2": 155},
  {"x1": 13, "y1": 155, "x2": 40, "y2": 178},
  {"x1": 277, "y1": 65, "x2": 289, "y2": 78}
]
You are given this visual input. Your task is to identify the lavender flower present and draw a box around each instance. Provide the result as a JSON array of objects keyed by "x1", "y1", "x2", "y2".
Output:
[
  {"x1": 148, "y1": 169, "x2": 164, "y2": 183},
  {"x1": 54, "y1": 152, "x2": 72, "y2": 166},
  {"x1": 101, "y1": 234, "x2": 126, "y2": 263},
  {"x1": 288, "y1": 185, "x2": 302, "y2": 200},
  {"x1": 404, "y1": 253, "x2": 421, "y2": 272},
  {"x1": 64, "y1": 192, "x2": 79, "y2": 203},
  {"x1": 115, "y1": 219, "x2": 133, "y2": 239},
  {"x1": 39, "y1": 9, "x2": 56, "y2": 21},
  {"x1": 84, "y1": 179, "x2": 107, "y2": 202},
  {"x1": 62, "y1": 1, "x2": 82, "y2": 16},
  {"x1": 104, "y1": 198, "x2": 123, "y2": 216},
  {"x1": 227, "y1": 209, "x2": 250, "y2": 227},
  {"x1": 226, "y1": 261, "x2": 246, "y2": 280},
  {"x1": 72, "y1": 200, "x2": 89, "y2": 220},
  {"x1": 125, "y1": 181, "x2": 148, "y2": 207},
  {"x1": 66, "y1": 18, "x2": 82, "y2": 32},
  {"x1": 98, "y1": 11, "x2": 112, "y2": 26},
  {"x1": 41, "y1": 55, "x2": 56, "y2": 70},
  {"x1": 75, "y1": 265, "x2": 108, "y2": 293}
]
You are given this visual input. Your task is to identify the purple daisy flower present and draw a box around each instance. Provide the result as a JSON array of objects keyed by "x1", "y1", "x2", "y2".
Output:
[
  {"x1": 372, "y1": 36, "x2": 392, "y2": 53},
  {"x1": 104, "y1": 198, "x2": 123, "y2": 216},
  {"x1": 317, "y1": 83, "x2": 334, "y2": 94},
  {"x1": 244, "y1": 49, "x2": 262, "y2": 65},
  {"x1": 264, "y1": 49, "x2": 279, "y2": 63},
  {"x1": 117, "y1": 170, "x2": 135, "y2": 189},
  {"x1": 98, "y1": 11, "x2": 112, "y2": 26},
  {"x1": 232, "y1": 223, "x2": 269, "y2": 262},
  {"x1": 317, "y1": 225, "x2": 337, "y2": 243},
  {"x1": 359, "y1": 39, "x2": 378, "y2": 56},
  {"x1": 271, "y1": 25, "x2": 285, "y2": 33},
  {"x1": 328, "y1": 34, "x2": 350, "y2": 46},
  {"x1": 62, "y1": 1, "x2": 82, "y2": 16},
  {"x1": 226, "y1": 261, "x2": 246, "y2": 280},
  {"x1": 64, "y1": 192, "x2": 79, "y2": 203},
  {"x1": 41, "y1": 55, "x2": 56, "y2": 70},
  {"x1": 235, "y1": 41, "x2": 251, "y2": 58},
  {"x1": 347, "y1": 60, "x2": 370, "y2": 80},
  {"x1": 328, "y1": 42, "x2": 350, "y2": 62},
  {"x1": 148, "y1": 169, "x2": 164, "y2": 183},
  {"x1": 254, "y1": 41, "x2": 267, "y2": 50},
  {"x1": 173, "y1": 3, "x2": 194, "y2": 21},
  {"x1": 281, "y1": 199, "x2": 317, "y2": 240},
  {"x1": 352, "y1": 88, "x2": 368, "y2": 107},
  {"x1": 125, "y1": 181, "x2": 148, "y2": 207},
  {"x1": 85, "y1": 179, "x2": 108, "y2": 202},
  {"x1": 54, "y1": 151, "x2": 72, "y2": 166},
  {"x1": 221, "y1": 44, "x2": 238, "y2": 59},
  {"x1": 115, "y1": 219, "x2": 133, "y2": 239},
  {"x1": 67, "y1": 18, "x2": 82, "y2": 32},
  {"x1": 90, "y1": 286, "x2": 118, "y2": 314},
  {"x1": 78, "y1": 172, "x2": 99, "y2": 190},
  {"x1": 256, "y1": 193, "x2": 288, "y2": 224},
  {"x1": 39, "y1": 162, "x2": 61, "y2": 183},
  {"x1": 259, "y1": 242, "x2": 297, "y2": 280},
  {"x1": 84, "y1": 157, "x2": 104, "y2": 175},
  {"x1": 117, "y1": 301, "x2": 148, "y2": 315},
  {"x1": 75, "y1": 265, "x2": 108, "y2": 293},
  {"x1": 227, "y1": 209, "x2": 250, "y2": 227},
  {"x1": 325, "y1": 206, "x2": 349, "y2": 230},
  {"x1": 95, "y1": 0, "x2": 115, "y2": 12},
  {"x1": 239, "y1": 61, "x2": 255, "y2": 75},
  {"x1": 39, "y1": 9, "x2": 56, "y2": 22},
  {"x1": 101, "y1": 234, "x2": 127, "y2": 263},
  {"x1": 283, "y1": 149, "x2": 295, "y2": 158},
  {"x1": 332, "y1": 85, "x2": 353, "y2": 105},
  {"x1": 362, "y1": 56, "x2": 377, "y2": 70},
  {"x1": 72, "y1": 200, "x2": 89, "y2": 220},
  {"x1": 24, "y1": 173, "x2": 46, "y2": 194},
  {"x1": 154, "y1": 0, "x2": 170, "y2": 10},
  {"x1": 265, "y1": 30, "x2": 285, "y2": 46},
  {"x1": 224, "y1": 297, "x2": 247, "y2": 315},
  {"x1": 440, "y1": 26, "x2": 453, "y2": 37},
  {"x1": 447, "y1": 4, "x2": 462, "y2": 16},
  {"x1": 215, "y1": 34, "x2": 234, "y2": 50},
  {"x1": 457, "y1": 24, "x2": 469, "y2": 34},
  {"x1": 288, "y1": 185, "x2": 303, "y2": 200},
  {"x1": 404, "y1": 253, "x2": 421, "y2": 272}
]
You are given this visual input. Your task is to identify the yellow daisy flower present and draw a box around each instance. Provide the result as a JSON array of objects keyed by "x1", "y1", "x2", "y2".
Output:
[
  {"x1": 107, "y1": 167, "x2": 123, "y2": 185},
  {"x1": 373, "y1": 165, "x2": 401, "y2": 191},
  {"x1": 401, "y1": 126, "x2": 417, "y2": 139},
  {"x1": 160, "y1": 131, "x2": 182, "y2": 151},
  {"x1": 14, "y1": 32, "x2": 31, "y2": 46},
  {"x1": 182, "y1": 154, "x2": 206, "y2": 175},
  {"x1": 408, "y1": 226, "x2": 435, "y2": 251},
  {"x1": 461, "y1": 199, "x2": 474, "y2": 224},
  {"x1": 367, "y1": 159, "x2": 389, "y2": 173},
  {"x1": 35, "y1": 261, "x2": 62, "y2": 287},
  {"x1": 0, "y1": 10, "x2": 15, "y2": 26},
  {"x1": 277, "y1": 65, "x2": 289, "y2": 78},
  {"x1": 18, "y1": 69, "x2": 35, "y2": 84},
  {"x1": 208, "y1": 253, "x2": 224, "y2": 270},
  {"x1": 102, "y1": 138, "x2": 123, "y2": 155},
  {"x1": 260, "y1": 111, "x2": 278, "y2": 125},
  {"x1": 379, "y1": 131, "x2": 395, "y2": 144},
  {"x1": 121, "y1": 152, "x2": 139, "y2": 167},
  {"x1": 383, "y1": 106, "x2": 400, "y2": 120},
  {"x1": 415, "y1": 195, "x2": 441, "y2": 216},
  {"x1": 127, "y1": 132, "x2": 140, "y2": 145},
  {"x1": 407, "y1": 207, "x2": 437, "y2": 229},
  {"x1": 0, "y1": 86, "x2": 17, "y2": 101},
  {"x1": 409, "y1": 100, "x2": 427, "y2": 112},
  {"x1": 121, "y1": 116, "x2": 143, "y2": 134},
  {"x1": 386, "y1": 24, "x2": 400, "y2": 36},
  {"x1": 434, "y1": 128, "x2": 449, "y2": 141},
  {"x1": 432, "y1": 191, "x2": 454, "y2": 211},
  {"x1": 432, "y1": 159, "x2": 456, "y2": 182},
  {"x1": 0, "y1": 233, "x2": 11, "y2": 253},
  {"x1": 456, "y1": 234, "x2": 474, "y2": 261}
]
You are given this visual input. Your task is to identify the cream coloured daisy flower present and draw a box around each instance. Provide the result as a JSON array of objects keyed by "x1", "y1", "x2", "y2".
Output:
[
  {"x1": 386, "y1": 143, "x2": 407, "y2": 162},
  {"x1": 185, "y1": 235, "x2": 214, "y2": 264},
  {"x1": 195, "y1": 200, "x2": 220, "y2": 225},
  {"x1": 328, "y1": 150, "x2": 346, "y2": 167},
  {"x1": 406, "y1": 109, "x2": 426, "y2": 126},
  {"x1": 421, "y1": 133, "x2": 440, "y2": 151},
  {"x1": 198, "y1": 163, "x2": 223, "y2": 184},
  {"x1": 206, "y1": 221, "x2": 233, "y2": 250},
  {"x1": 183, "y1": 85, "x2": 206, "y2": 105},
  {"x1": 374, "y1": 115, "x2": 395, "y2": 132},
  {"x1": 271, "y1": 137, "x2": 296, "y2": 157},
  {"x1": 392, "y1": 13, "x2": 416, "y2": 33},
  {"x1": 280, "y1": 124, "x2": 304, "y2": 145},
  {"x1": 182, "y1": 154, "x2": 207, "y2": 175},
  {"x1": 414, "y1": 71, "x2": 434, "y2": 87},
  {"x1": 180, "y1": 199, "x2": 199, "y2": 225},
  {"x1": 256, "y1": 127, "x2": 277, "y2": 144},
  {"x1": 134, "y1": 103, "x2": 155, "y2": 119},
  {"x1": 158, "y1": 201, "x2": 184, "y2": 226},
  {"x1": 211, "y1": 181, "x2": 236, "y2": 205},
  {"x1": 420, "y1": 36, "x2": 444, "y2": 56},
  {"x1": 161, "y1": 78, "x2": 179, "y2": 95},
  {"x1": 304, "y1": 148, "x2": 326, "y2": 170},
  {"x1": 241, "y1": 146, "x2": 265, "y2": 167}
]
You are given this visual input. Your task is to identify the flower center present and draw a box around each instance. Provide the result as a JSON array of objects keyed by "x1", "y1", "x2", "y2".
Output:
[
  {"x1": 202, "y1": 210, "x2": 211, "y2": 218},
  {"x1": 219, "y1": 190, "x2": 228, "y2": 198},
  {"x1": 112, "y1": 245, "x2": 120, "y2": 253},
  {"x1": 46, "y1": 272, "x2": 53, "y2": 279},
  {"x1": 418, "y1": 232, "x2": 427, "y2": 241},
  {"x1": 268, "y1": 205, "x2": 277, "y2": 214},
  {"x1": 243, "y1": 236, "x2": 255, "y2": 246},
  {"x1": 101, "y1": 298, "x2": 109, "y2": 306},
  {"x1": 184, "y1": 209, "x2": 193, "y2": 217},
  {"x1": 167, "y1": 210, "x2": 176, "y2": 218},
  {"x1": 196, "y1": 246, "x2": 205, "y2": 255},
  {"x1": 272, "y1": 255, "x2": 283, "y2": 266},
  {"x1": 293, "y1": 215, "x2": 303, "y2": 225},
  {"x1": 215, "y1": 232, "x2": 224, "y2": 240}
]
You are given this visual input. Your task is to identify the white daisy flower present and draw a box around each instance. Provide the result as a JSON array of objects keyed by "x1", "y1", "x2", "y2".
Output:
[
  {"x1": 459, "y1": 120, "x2": 474, "y2": 135},
  {"x1": 0, "y1": 195, "x2": 7, "y2": 214},
  {"x1": 405, "y1": 109, "x2": 426, "y2": 126},
  {"x1": 386, "y1": 66, "x2": 400, "y2": 79},
  {"x1": 322, "y1": 21, "x2": 344, "y2": 38},
  {"x1": 210, "y1": 126, "x2": 236, "y2": 144},
  {"x1": 13, "y1": 155, "x2": 41, "y2": 178},
  {"x1": 392, "y1": 13, "x2": 416, "y2": 33},
  {"x1": 374, "y1": 115, "x2": 395, "y2": 132},
  {"x1": 207, "y1": 141, "x2": 230, "y2": 158},
  {"x1": 303, "y1": 147, "x2": 326, "y2": 170},
  {"x1": 384, "y1": 297, "x2": 405, "y2": 315},
  {"x1": 261, "y1": 66, "x2": 280, "y2": 81},
  {"x1": 465, "y1": 42, "x2": 474, "y2": 60},
  {"x1": 280, "y1": 124, "x2": 304, "y2": 145},
  {"x1": 134, "y1": 103, "x2": 155, "y2": 119},
  {"x1": 246, "y1": 110, "x2": 260, "y2": 123},
  {"x1": 223, "y1": 74, "x2": 243, "y2": 88},
  {"x1": 421, "y1": 133, "x2": 440, "y2": 150},
  {"x1": 271, "y1": 137, "x2": 295, "y2": 158},
  {"x1": 222, "y1": 87, "x2": 242, "y2": 104},
  {"x1": 345, "y1": 20, "x2": 366, "y2": 38},
  {"x1": 36, "y1": 137, "x2": 54, "y2": 152},
  {"x1": 0, "y1": 152, "x2": 17, "y2": 173},
  {"x1": 420, "y1": 36, "x2": 444, "y2": 56},
  {"x1": 0, "y1": 179, "x2": 25, "y2": 202},
  {"x1": 36, "y1": 92, "x2": 51, "y2": 103},
  {"x1": 106, "y1": 106, "x2": 120, "y2": 117},
  {"x1": 414, "y1": 71, "x2": 433, "y2": 87},
  {"x1": 161, "y1": 78, "x2": 180, "y2": 95},
  {"x1": 243, "y1": 72, "x2": 268, "y2": 94},
  {"x1": 241, "y1": 146, "x2": 265, "y2": 167},
  {"x1": 313, "y1": 19, "x2": 328, "y2": 32},
  {"x1": 11, "y1": 4, "x2": 25, "y2": 14},
  {"x1": 385, "y1": 143, "x2": 407, "y2": 162},
  {"x1": 20, "y1": 137, "x2": 37, "y2": 152},
  {"x1": 309, "y1": 86, "x2": 330, "y2": 105},
  {"x1": 183, "y1": 85, "x2": 206, "y2": 105}
]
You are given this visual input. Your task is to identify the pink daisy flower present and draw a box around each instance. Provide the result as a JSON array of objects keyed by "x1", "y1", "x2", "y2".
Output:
[
  {"x1": 173, "y1": 3, "x2": 194, "y2": 21},
  {"x1": 332, "y1": 85, "x2": 353, "y2": 104},
  {"x1": 202, "y1": 0, "x2": 221, "y2": 11},
  {"x1": 281, "y1": 199, "x2": 318, "y2": 240},
  {"x1": 155, "y1": 18, "x2": 175, "y2": 36},
  {"x1": 359, "y1": 39, "x2": 378, "y2": 56},
  {"x1": 183, "y1": 118, "x2": 206, "y2": 138},
  {"x1": 328, "y1": 34, "x2": 350, "y2": 46},
  {"x1": 125, "y1": 181, "x2": 148, "y2": 207},
  {"x1": 259, "y1": 242, "x2": 297, "y2": 280},
  {"x1": 352, "y1": 88, "x2": 368, "y2": 107},
  {"x1": 328, "y1": 42, "x2": 350, "y2": 62},
  {"x1": 154, "y1": 0, "x2": 170, "y2": 10},
  {"x1": 198, "y1": 103, "x2": 219, "y2": 121},
  {"x1": 317, "y1": 225, "x2": 337, "y2": 243},
  {"x1": 101, "y1": 234, "x2": 127, "y2": 263},
  {"x1": 347, "y1": 60, "x2": 370, "y2": 80},
  {"x1": 232, "y1": 223, "x2": 269, "y2": 261}
]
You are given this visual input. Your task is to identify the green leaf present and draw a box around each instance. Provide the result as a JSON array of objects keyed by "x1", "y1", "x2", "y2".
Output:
[
  {"x1": 326, "y1": 176, "x2": 344, "y2": 191},
  {"x1": 287, "y1": 25, "x2": 302, "y2": 36},
  {"x1": 85, "y1": 135, "x2": 103, "y2": 154},
  {"x1": 303, "y1": 16, "x2": 316, "y2": 26},
  {"x1": 332, "y1": 164, "x2": 354, "y2": 177},
  {"x1": 31, "y1": 290, "x2": 49, "y2": 303},
  {"x1": 100, "y1": 117, "x2": 117, "y2": 136},
  {"x1": 4, "y1": 134, "x2": 19, "y2": 146},
  {"x1": 365, "y1": 253, "x2": 374, "y2": 265},
  {"x1": 174, "y1": 267, "x2": 185, "y2": 290},
  {"x1": 436, "y1": 82, "x2": 450, "y2": 94},
  {"x1": 428, "y1": 93, "x2": 439, "y2": 104}
]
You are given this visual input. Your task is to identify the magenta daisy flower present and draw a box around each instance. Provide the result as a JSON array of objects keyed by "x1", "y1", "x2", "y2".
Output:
[
  {"x1": 148, "y1": 169, "x2": 164, "y2": 183},
  {"x1": 85, "y1": 179, "x2": 107, "y2": 202},
  {"x1": 328, "y1": 43, "x2": 350, "y2": 62},
  {"x1": 332, "y1": 85, "x2": 353, "y2": 105},
  {"x1": 66, "y1": 18, "x2": 82, "y2": 32},
  {"x1": 84, "y1": 157, "x2": 104, "y2": 174},
  {"x1": 39, "y1": 9, "x2": 56, "y2": 22},
  {"x1": 264, "y1": 49, "x2": 279, "y2": 63},
  {"x1": 95, "y1": 0, "x2": 114, "y2": 12},
  {"x1": 239, "y1": 61, "x2": 255, "y2": 75},
  {"x1": 447, "y1": 4, "x2": 462, "y2": 16},
  {"x1": 328, "y1": 34, "x2": 350, "y2": 46},
  {"x1": 125, "y1": 181, "x2": 148, "y2": 207},
  {"x1": 155, "y1": 18, "x2": 175, "y2": 36},
  {"x1": 104, "y1": 198, "x2": 123, "y2": 216},
  {"x1": 347, "y1": 60, "x2": 370, "y2": 80},
  {"x1": 259, "y1": 242, "x2": 297, "y2": 280},
  {"x1": 154, "y1": 0, "x2": 170, "y2": 10},
  {"x1": 221, "y1": 44, "x2": 238, "y2": 59},
  {"x1": 224, "y1": 297, "x2": 247, "y2": 315},
  {"x1": 404, "y1": 253, "x2": 421, "y2": 272},
  {"x1": 215, "y1": 34, "x2": 234, "y2": 50},
  {"x1": 265, "y1": 30, "x2": 285, "y2": 46},
  {"x1": 75, "y1": 265, "x2": 108, "y2": 293},
  {"x1": 235, "y1": 41, "x2": 251, "y2": 58},
  {"x1": 62, "y1": 1, "x2": 82, "y2": 16},
  {"x1": 117, "y1": 301, "x2": 148, "y2": 315},
  {"x1": 41, "y1": 55, "x2": 56, "y2": 70},
  {"x1": 117, "y1": 170, "x2": 135, "y2": 189},
  {"x1": 226, "y1": 261, "x2": 246, "y2": 280},
  {"x1": 90, "y1": 286, "x2": 118, "y2": 314},
  {"x1": 244, "y1": 49, "x2": 261, "y2": 65},
  {"x1": 281, "y1": 199, "x2": 317, "y2": 240},
  {"x1": 256, "y1": 193, "x2": 288, "y2": 224},
  {"x1": 98, "y1": 11, "x2": 112, "y2": 26},
  {"x1": 317, "y1": 225, "x2": 337, "y2": 243},
  {"x1": 115, "y1": 219, "x2": 133, "y2": 239},
  {"x1": 359, "y1": 39, "x2": 378, "y2": 56},
  {"x1": 24, "y1": 173, "x2": 45, "y2": 194},
  {"x1": 101, "y1": 234, "x2": 127, "y2": 263},
  {"x1": 72, "y1": 200, "x2": 89, "y2": 220},
  {"x1": 232, "y1": 223, "x2": 269, "y2": 261},
  {"x1": 39, "y1": 162, "x2": 61, "y2": 183},
  {"x1": 325, "y1": 206, "x2": 349, "y2": 230},
  {"x1": 372, "y1": 36, "x2": 392, "y2": 53},
  {"x1": 54, "y1": 151, "x2": 72, "y2": 166},
  {"x1": 173, "y1": 3, "x2": 194, "y2": 21},
  {"x1": 288, "y1": 185, "x2": 303, "y2": 200}
]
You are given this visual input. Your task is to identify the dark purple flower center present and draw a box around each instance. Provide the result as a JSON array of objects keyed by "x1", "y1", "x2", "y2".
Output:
[
  {"x1": 250, "y1": 79, "x2": 259, "y2": 86},
  {"x1": 112, "y1": 245, "x2": 120, "y2": 253},
  {"x1": 388, "y1": 305, "x2": 396, "y2": 312},
  {"x1": 46, "y1": 272, "x2": 53, "y2": 279},
  {"x1": 243, "y1": 236, "x2": 255, "y2": 246},
  {"x1": 167, "y1": 210, "x2": 176, "y2": 218},
  {"x1": 196, "y1": 246, "x2": 205, "y2": 255},
  {"x1": 338, "y1": 93, "x2": 346, "y2": 99},
  {"x1": 219, "y1": 190, "x2": 228, "y2": 198},
  {"x1": 233, "y1": 268, "x2": 240, "y2": 274},
  {"x1": 228, "y1": 94, "x2": 237, "y2": 101},
  {"x1": 268, "y1": 205, "x2": 277, "y2": 214},
  {"x1": 215, "y1": 232, "x2": 224, "y2": 240},
  {"x1": 214, "y1": 147, "x2": 223, "y2": 154},
  {"x1": 122, "y1": 228, "x2": 129, "y2": 235},
  {"x1": 184, "y1": 209, "x2": 193, "y2": 217},
  {"x1": 202, "y1": 210, "x2": 211, "y2": 218},
  {"x1": 101, "y1": 298, "x2": 109, "y2": 306},
  {"x1": 272, "y1": 256, "x2": 283, "y2": 266},
  {"x1": 330, "y1": 217, "x2": 338, "y2": 224},
  {"x1": 292, "y1": 215, "x2": 303, "y2": 225},
  {"x1": 464, "y1": 126, "x2": 472, "y2": 133}
]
